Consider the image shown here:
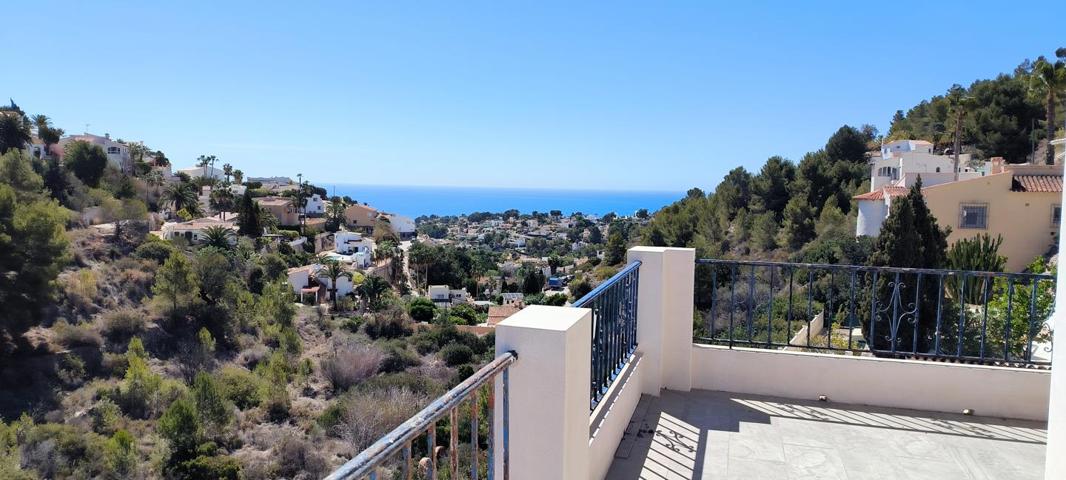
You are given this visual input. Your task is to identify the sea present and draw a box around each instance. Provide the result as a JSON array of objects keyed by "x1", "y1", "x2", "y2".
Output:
[{"x1": 321, "y1": 184, "x2": 683, "y2": 218}]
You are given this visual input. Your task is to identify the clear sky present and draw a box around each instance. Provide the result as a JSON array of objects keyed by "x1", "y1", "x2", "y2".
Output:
[{"x1": 4, "y1": 1, "x2": 1061, "y2": 191}]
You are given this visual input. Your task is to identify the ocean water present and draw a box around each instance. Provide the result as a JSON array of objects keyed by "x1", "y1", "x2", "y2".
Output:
[{"x1": 322, "y1": 184, "x2": 683, "y2": 218}]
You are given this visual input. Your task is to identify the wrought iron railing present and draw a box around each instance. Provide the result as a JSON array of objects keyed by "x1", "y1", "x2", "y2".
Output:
[
  {"x1": 573, "y1": 260, "x2": 641, "y2": 410},
  {"x1": 695, "y1": 259, "x2": 1055, "y2": 367},
  {"x1": 325, "y1": 351, "x2": 517, "y2": 480}
]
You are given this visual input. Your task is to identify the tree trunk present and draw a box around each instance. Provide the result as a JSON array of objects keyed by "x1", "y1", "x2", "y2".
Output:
[
  {"x1": 953, "y1": 110, "x2": 963, "y2": 181},
  {"x1": 1048, "y1": 93, "x2": 1057, "y2": 165}
]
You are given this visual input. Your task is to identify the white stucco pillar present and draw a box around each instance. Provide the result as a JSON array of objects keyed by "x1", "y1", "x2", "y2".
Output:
[
  {"x1": 627, "y1": 247, "x2": 695, "y2": 395},
  {"x1": 1045, "y1": 193, "x2": 1066, "y2": 479},
  {"x1": 493, "y1": 305, "x2": 591, "y2": 480}
]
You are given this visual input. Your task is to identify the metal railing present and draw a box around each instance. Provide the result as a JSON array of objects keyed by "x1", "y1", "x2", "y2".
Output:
[
  {"x1": 325, "y1": 351, "x2": 517, "y2": 480},
  {"x1": 695, "y1": 259, "x2": 1055, "y2": 367},
  {"x1": 573, "y1": 260, "x2": 641, "y2": 410}
]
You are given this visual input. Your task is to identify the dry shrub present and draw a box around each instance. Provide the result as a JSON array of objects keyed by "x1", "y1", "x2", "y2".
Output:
[
  {"x1": 274, "y1": 434, "x2": 328, "y2": 479},
  {"x1": 322, "y1": 387, "x2": 430, "y2": 450},
  {"x1": 100, "y1": 308, "x2": 147, "y2": 340},
  {"x1": 52, "y1": 320, "x2": 103, "y2": 349},
  {"x1": 62, "y1": 268, "x2": 99, "y2": 314},
  {"x1": 321, "y1": 343, "x2": 383, "y2": 392}
]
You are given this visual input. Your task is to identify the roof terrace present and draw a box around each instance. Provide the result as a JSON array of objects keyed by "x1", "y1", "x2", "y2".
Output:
[{"x1": 326, "y1": 246, "x2": 1064, "y2": 480}]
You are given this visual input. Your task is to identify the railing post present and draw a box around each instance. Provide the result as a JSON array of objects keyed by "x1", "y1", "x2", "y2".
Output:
[
  {"x1": 493, "y1": 305, "x2": 591, "y2": 480},
  {"x1": 627, "y1": 247, "x2": 695, "y2": 395}
]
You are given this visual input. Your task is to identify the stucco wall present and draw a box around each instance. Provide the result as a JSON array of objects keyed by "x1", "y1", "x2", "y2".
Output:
[
  {"x1": 921, "y1": 173, "x2": 1059, "y2": 271},
  {"x1": 588, "y1": 353, "x2": 643, "y2": 480},
  {"x1": 692, "y1": 345, "x2": 1050, "y2": 421}
]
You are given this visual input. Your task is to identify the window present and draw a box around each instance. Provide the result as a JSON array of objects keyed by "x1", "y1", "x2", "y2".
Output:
[
  {"x1": 1053, "y1": 205, "x2": 1061, "y2": 226},
  {"x1": 107, "y1": 146, "x2": 120, "y2": 154},
  {"x1": 877, "y1": 166, "x2": 898, "y2": 179},
  {"x1": 959, "y1": 204, "x2": 988, "y2": 229},
  {"x1": 935, "y1": 167, "x2": 941, "y2": 173}
]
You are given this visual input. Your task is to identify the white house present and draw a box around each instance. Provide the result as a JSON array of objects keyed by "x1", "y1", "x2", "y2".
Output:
[
  {"x1": 303, "y1": 194, "x2": 325, "y2": 216},
  {"x1": 429, "y1": 285, "x2": 470, "y2": 307},
  {"x1": 334, "y1": 230, "x2": 374, "y2": 256},
  {"x1": 58, "y1": 133, "x2": 132, "y2": 173},
  {"x1": 870, "y1": 139, "x2": 990, "y2": 191},
  {"x1": 177, "y1": 165, "x2": 225, "y2": 180},
  {"x1": 159, "y1": 216, "x2": 237, "y2": 244},
  {"x1": 286, "y1": 263, "x2": 355, "y2": 303},
  {"x1": 384, "y1": 213, "x2": 416, "y2": 239}
]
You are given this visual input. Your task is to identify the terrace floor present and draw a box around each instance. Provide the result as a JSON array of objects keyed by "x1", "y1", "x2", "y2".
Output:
[{"x1": 607, "y1": 390, "x2": 1047, "y2": 480}]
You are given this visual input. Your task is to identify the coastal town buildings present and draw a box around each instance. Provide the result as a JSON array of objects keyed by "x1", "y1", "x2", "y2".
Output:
[{"x1": 57, "y1": 133, "x2": 132, "y2": 173}]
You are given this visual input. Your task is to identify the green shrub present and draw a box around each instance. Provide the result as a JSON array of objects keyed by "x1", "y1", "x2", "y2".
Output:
[
  {"x1": 341, "y1": 316, "x2": 364, "y2": 333},
  {"x1": 216, "y1": 366, "x2": 262, "y2": 410},
  {"x1": 170, "y1": 455, "x2": 241, "y2": 480},
  {"x1": 133, "y1": 238, "x2": 177, "y2": 264},
  {"x1": 91, "y1": 398, "x2": 122, "y2": 435},
  {"x1": 449, "y1": 304, "x2": 479, "y2": 325},
  {"x1": 439, "y1": 344, "x2": 474, "y2": 366},
  {"x1": 379, "y1": 341, "x2": 421, "y2": 373},
  {"x1": 408, "y1": 298, "x2": 437, "y2": 322},
  {"x1": 361, "y1": 372, "x2": 443, "y2": 396},
  {"x1": 56, "y1": 353, "x2": 86, "y2": 386},
  {"x1": 263, "y1": 386, "x2": 290, "y2": 422}
]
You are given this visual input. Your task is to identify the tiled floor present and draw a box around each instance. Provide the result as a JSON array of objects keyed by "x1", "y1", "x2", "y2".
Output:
[{"x1": 607, "y1": 390, "x2": 1047, "y2": 480}]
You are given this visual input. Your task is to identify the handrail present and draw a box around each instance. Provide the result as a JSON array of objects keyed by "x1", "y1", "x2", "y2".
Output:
[
  {"x1": 573, "y1": 260, "x2": 642, "y2": 308},
  {"x1": 325, "y1": 350, "x2": 517, "y2": 480},
  {"x1": 572, "y1": 261, "x2": 642, "y2": 410},
  {"x1": 695, "y1": 258, "x2": 1055, "y2": 367},
  {"x1": 697, "y1": 258, "x2": 1055, "y2": 280}
]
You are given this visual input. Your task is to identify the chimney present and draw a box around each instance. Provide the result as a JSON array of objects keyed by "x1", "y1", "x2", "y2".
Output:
[
  {"x1": 104, "y1": 133, "x2": 110, "y2": 140},
  {"x1": 990, "y1": 157, "x2": 1005, "y2": 174}
]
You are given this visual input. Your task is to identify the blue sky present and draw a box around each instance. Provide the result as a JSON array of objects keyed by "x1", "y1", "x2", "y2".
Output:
[{"x1": 4, "y1": 1, "x2": 1060, "y2": 191}]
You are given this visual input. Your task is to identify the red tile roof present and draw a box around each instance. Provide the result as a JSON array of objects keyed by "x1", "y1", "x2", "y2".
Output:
[
  {"x1": 852, "y1": 186, "x2": 908, "y2": 201},
  {"x1": 1011, "y1": 175, "x2": 1063, "y2": 193}
]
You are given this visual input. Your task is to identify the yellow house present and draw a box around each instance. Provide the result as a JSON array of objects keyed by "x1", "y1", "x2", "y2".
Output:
[
  {"x1": 920, "y1": 163, "x2": 1062, "y2": 271},
  {"x1": 255, "y1": 196, "x2": 300, "y2": 227},
  {"x1": 344, "y1": 203, "x2": 380, "y2": 230}
]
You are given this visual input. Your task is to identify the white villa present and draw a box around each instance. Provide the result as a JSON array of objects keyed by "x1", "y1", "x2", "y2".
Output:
[
  {"x1": 286, "y1": 264, "x2": 355, "y2": 304},
  {"x1": 384, "y1": 213, "x2": 416, "y2": 239},
  {"x1": 429, "y1": 285, "x2": 470, "y2": 307},
  {"x1": 58, "y1": 133, "x2": 132, "y2": 173},
  {"x1": 177, "y1": 165, "x2": 225, "y2": 180},
  {"x1": 303, "y1": 193, "x2": 325, "y2": 216},
  {"x1": 158, "y1": 216, "x2": 237, "y2": 244}
]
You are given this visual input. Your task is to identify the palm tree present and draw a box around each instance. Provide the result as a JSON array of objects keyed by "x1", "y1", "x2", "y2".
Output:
[
  {"x1": 0, "y1": 112, "x2": 31, "y2": 154},
  {"x1": 201, "y1": 226, "x2": 235, "y2": 250},
  {"x1": 1031, "y1": 56, "x2": 1066, "y2": 165},
  {"x1": 163, "y1": 181, "x2": 201, "y2": 217},
  {"x1": 326, "y1": 198, "x2": 347, "y2": 231},
  {"x1": 196, "y1": 154, "x2": 218, "y2": 179},
  {"x1": 258, "y1": 207, "x2": 279, "y2": 232},
  {"x1": 209, "y1": 188, "x2": 236, "y2": 220},
  {"x1": 317, "y1": 258, "x2": 353, "y2": 310},
  {"x1": 232, "y1": 169, "x2": 243, "y2": 185},
  {"x1": 357, "y1": 275, "x2": 391, "y2": 311},
  {"x1": 945, "y1": 85, "x2": 975, "y2": 180},
  {"x1": 223, "y1": 163, "x2": 233, "y2": 183},
  {"x1": 145, "y1": 170, "x2": 164, "y2": 206}
]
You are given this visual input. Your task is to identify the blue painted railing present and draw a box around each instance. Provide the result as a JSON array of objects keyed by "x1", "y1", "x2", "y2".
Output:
[
  {"x1": 696, "y1": 259, "x2": 1055, "y2": 367},
  {"x1": 325, "y1": 351, "x2": 517, "y2": 480},
  {"x1": 573, "y1": 260, "x2": 641, "y2": 410}
]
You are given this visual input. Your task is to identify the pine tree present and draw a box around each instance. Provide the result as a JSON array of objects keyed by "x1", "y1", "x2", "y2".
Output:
[
  {"x1": 153, "y1": 251, "x2": 199, "y2": 316},
  {"x1": 236, "y1": 190, "x2": 260, "y2": 237}
]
